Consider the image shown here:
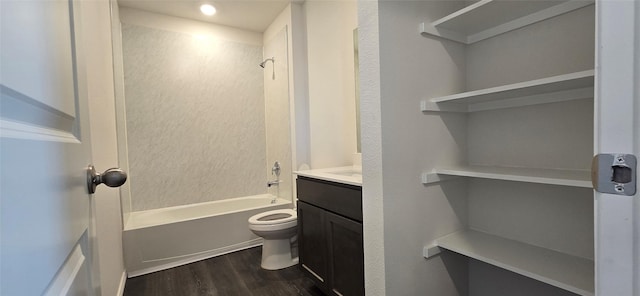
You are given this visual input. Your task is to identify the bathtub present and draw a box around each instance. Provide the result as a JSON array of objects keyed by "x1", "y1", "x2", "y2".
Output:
[{"x1": 123, "y1": 194, "x2": 292, "y2": 277}]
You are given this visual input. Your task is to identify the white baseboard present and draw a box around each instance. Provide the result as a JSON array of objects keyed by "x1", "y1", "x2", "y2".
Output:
[{"x1": 117, "y1": 271, "x2": 126, "y2": 296}]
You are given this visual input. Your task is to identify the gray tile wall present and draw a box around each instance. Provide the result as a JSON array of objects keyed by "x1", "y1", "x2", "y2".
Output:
[{"x1": 122, "y1": 24, "x2": 267, "y2": 211}]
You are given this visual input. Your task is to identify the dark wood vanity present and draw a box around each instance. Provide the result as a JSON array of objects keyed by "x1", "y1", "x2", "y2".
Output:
[{"x1": 296, "y1": 176, "x2": 364, "y2": 296}]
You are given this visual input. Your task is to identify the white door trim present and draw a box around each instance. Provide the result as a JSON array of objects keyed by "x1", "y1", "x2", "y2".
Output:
[{"x1": 594, "y1": 0, "x2": 639, "y2": 295}]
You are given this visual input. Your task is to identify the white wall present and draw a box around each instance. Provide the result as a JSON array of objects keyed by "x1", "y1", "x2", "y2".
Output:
[
  {"x1": 85, "y1": 0, "x2": 126, "y2": 294},
  {"x1": 264, "y1": 27, "x2": 294, "y2": 202},
  {"x1": 358, "y1": 1, "x2": 385, "y2": 294},
  {"x1": 119, "y1": 8, "x2": 268, "y2": 211},
  {"x1": 119, "y1": 7, "x2": 262, "y2": 46},
  {"x1": 361, "y1": 1, "x2": 469, "y2": 294},
  {"x1": 304, "y1": 0, "x2": 358, "y2": 169},
  {"x1": 465, "y1": 6, "x2": 594, "y2": 91},
  {"x1": 265, "y1": 3, "x2": 311, "y2": 173},
  {"x1": 111, "y1": 0, "x2": 132, "y2": 228},
  {"x1": 263, "y1": 3, "x2": 308, "y2": 199},
  {"x1": 289, "y1": 3, "x2": 311, "y2": 171},
  {"x1": 378, "y1": 1, "x2": 468, "y2": 294}
]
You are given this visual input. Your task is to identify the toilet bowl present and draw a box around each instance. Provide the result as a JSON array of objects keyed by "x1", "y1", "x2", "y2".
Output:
[{"x1": 248, "y1": 208, "x2": 298, "y2": 270}]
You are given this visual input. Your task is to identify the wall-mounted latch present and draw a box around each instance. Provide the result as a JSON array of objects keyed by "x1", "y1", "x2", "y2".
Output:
[{"x1": 591, "y1": 154, "x2": 636, "y2": 195}]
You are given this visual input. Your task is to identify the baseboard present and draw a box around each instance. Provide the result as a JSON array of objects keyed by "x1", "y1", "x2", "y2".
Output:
[{"x1": 117, "y1": 271, "x2": 127, "y2": 296}]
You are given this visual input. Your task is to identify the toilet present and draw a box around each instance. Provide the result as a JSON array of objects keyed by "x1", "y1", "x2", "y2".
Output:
[{"x1": 248, "y1": 208, "x2": 298, "y2": 270}]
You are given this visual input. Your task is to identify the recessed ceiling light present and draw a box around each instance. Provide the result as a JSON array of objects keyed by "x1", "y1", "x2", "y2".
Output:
[{"x1": 200, "y1": 4, "x2": 216, "y2": 16}]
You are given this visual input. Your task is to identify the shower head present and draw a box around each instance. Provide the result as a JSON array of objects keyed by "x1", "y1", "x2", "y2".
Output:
[{"x1": 259, "y1": 57, "x2": 274, "y2": 68}]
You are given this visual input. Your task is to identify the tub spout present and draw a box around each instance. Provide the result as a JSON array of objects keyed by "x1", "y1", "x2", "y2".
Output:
[{"x1": 267, "y1": 180, "x2": 282, "y2": 187}]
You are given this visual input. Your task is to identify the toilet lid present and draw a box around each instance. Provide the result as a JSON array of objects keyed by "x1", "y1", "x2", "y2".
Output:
[{"x1": 248, "y1": 209, "x2": 297, "y2": 225}]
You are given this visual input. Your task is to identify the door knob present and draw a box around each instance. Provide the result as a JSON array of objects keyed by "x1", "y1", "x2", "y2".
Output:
[{"x1": 87, "y1": 165, "x2": 127, "y2": 194}]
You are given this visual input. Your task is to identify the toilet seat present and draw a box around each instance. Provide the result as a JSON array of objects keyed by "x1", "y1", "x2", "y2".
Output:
[
  {"x1": 248, "y1": 209, "x2": 297, "y2": 231},
  {"x1": 249, "y1": 209, "x2": 296, "y2": 225}
]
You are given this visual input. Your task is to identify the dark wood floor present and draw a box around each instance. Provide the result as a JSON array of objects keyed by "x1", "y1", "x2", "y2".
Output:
[{"x1": 123, "y1": 247, "x2": 325, "y2": 296}]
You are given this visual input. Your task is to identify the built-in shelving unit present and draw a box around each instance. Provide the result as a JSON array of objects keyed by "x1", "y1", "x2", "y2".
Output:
[
  {"x1": 433, "y1": 230, "x2": 594, "y2": 296},
  {"x1": 422, "y1": 165, "x2": 592, "y2": 188},
  {"x1": 420, "y1": 0, "x2": 594, "y2": 44},
  {"x1": 419, "y1": 0, "x2": 596, "y2": 294},
  {"x1": 421, "y1": 70, "x2": 594, "y2": 113}
]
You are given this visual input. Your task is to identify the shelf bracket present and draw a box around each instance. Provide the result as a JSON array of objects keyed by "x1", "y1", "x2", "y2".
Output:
[
  {"x1": 419, "y1": 22, "x2": 468, "y2": 44},
  {"x1": 420, "y1": 100, "x2": 468, "y2": 113},
  {"x1": 422, "y1": 171, "x2": 459, "y2": 184},
  {"x1": 423, "y1": 244, "x2": 442, "y2": 259}
]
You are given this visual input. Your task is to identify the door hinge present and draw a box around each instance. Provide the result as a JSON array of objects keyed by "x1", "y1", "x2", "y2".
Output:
[{"x1": 591, "y1": 154, "x2": 637, "y2": 195}]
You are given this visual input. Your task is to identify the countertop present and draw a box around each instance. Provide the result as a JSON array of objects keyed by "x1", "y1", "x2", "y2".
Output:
[{"x1": 293, "y1": 166, "x2": 362, "y2": 187}]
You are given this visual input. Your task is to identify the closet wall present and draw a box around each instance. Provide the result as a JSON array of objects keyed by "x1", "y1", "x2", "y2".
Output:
[{"x1": 374, "y1": 1, "x2": 468, "y2": 294}]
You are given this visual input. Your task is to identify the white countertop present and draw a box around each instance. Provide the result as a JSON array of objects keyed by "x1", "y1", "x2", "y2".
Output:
[{"x1": 293, "y1": 166, "x2": 362, "y2": 187}]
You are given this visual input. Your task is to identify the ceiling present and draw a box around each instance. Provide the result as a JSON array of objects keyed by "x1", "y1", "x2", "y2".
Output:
[{"x1": 118, "y1": 0, "x2": 292, "y2": 33}]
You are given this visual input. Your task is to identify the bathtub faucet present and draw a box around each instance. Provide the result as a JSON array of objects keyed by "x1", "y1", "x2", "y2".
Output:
[
  {"x1": 267, "y1": 180, "x2": 282, "y2": 187},
  {"x1": 268, "y1": 161, "x2": 282, "y2": 188}
]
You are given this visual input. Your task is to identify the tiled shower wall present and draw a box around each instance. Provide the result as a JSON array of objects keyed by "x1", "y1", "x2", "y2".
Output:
[{"x1": 122, "y1": 22, "x2": 268, "y2": 211}]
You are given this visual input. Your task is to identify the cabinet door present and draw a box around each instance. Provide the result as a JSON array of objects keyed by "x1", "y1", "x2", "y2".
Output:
[
  {"x1": 297, "y1": 201, "x2": 329, "y2": 286},
  {"x1": 325, "y1": 211, "x2": 364, "y2": 296}
]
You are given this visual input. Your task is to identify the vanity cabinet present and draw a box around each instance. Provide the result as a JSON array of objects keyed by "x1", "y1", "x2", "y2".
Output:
[{"x1": 296, "y1": 176, "x2": 364, "y2": 296}]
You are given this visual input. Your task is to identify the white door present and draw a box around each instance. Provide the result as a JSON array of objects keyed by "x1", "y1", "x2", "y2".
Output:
[
  {"x1": 1, "y1": 0, "x2": 97, "y2": 294},
  {"x1": 594, "y1": 0, "x2": 640, "y2": 295}
]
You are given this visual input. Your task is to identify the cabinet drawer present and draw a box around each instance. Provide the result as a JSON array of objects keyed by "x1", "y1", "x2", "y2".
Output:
[{"x1": 296, "y1": 176, "x2": 362, "y2": 222}]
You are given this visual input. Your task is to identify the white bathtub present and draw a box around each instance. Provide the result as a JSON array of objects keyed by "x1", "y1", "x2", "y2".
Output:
[{"x1": 123, "y1": 194, "x2": 292, "y2": 277}]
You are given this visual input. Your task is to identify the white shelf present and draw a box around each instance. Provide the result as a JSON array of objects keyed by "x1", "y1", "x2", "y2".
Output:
[
  {"x1": 421, "y1": 70, "x2": 594, "y2": 112},
  {"x1": 420, "y1": 0, "x2": 594, "y2": 44},
  {"x1": 422, "y1": 165, "x2": 592, "y2": 188},
  {"x1": 434, "y1": 230, "x2": 594, "y2": 296}
]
